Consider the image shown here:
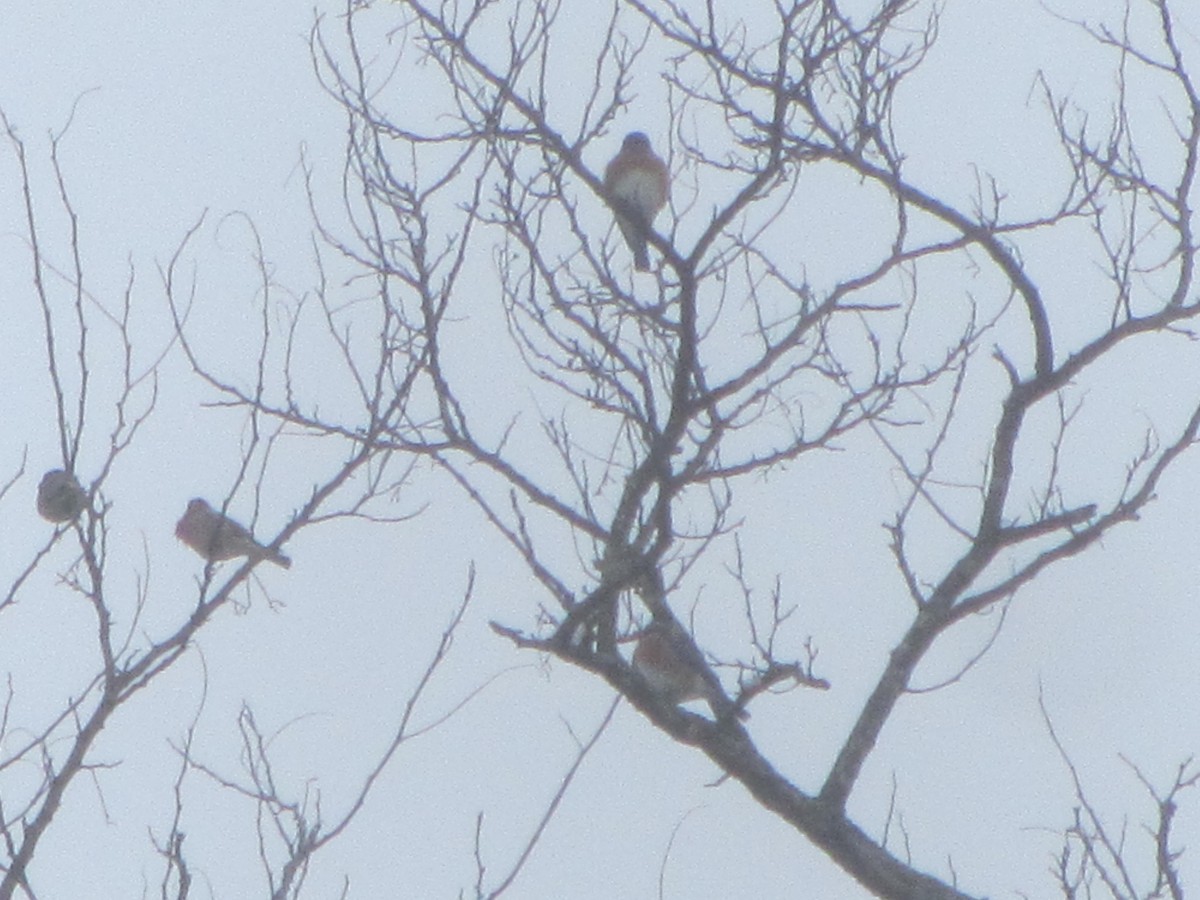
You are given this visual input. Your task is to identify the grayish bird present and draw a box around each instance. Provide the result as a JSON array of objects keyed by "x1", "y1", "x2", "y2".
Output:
[
  {"x1": 37, "y1": 469, "x2": 87, "y2": 523},
  {"x1": 175, "y1": 498, "x2": 291, "y2": 569}
]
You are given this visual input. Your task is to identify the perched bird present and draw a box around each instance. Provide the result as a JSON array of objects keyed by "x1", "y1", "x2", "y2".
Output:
[
  {"x1": 632, "y1": 621, "x2": 748, "y2": 720},
  {"x1": 603, "y1": 131, "x2": 669, "y2": 271},
  {"x1": 37, "y1": 469, "x2": 87, "y2": 523},
  {"x1": 175, "y1": 498, "x2": 291, "y2": 569}
]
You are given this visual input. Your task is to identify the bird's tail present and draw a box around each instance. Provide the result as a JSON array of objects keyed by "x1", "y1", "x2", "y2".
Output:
[
  {"x1": 254, "y1": 545, "x2": 292, "y2": 569},
  {"x1": 616, "y1": 209, "x2": 652, "y2": 272},
  {"x1": 633, "y1": 242, "x2": 650, "y2": 271}
]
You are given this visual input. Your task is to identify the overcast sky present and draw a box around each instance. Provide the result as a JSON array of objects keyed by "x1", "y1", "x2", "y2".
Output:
[{"x1": 2, "y1": 2, "x2": 1199, "y2": 898}]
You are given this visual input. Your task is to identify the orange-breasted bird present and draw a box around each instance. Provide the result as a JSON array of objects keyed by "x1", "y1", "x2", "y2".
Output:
[
  {"x1": 604, "y1": 132, "x2": 669, "y2": 272},
  {"x1": 632, "y1": 621, "x2": 748, "y2": 720}
]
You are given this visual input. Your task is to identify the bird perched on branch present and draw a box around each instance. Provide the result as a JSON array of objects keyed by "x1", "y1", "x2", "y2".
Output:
[
  {"x1": 175, "y1": 498, "x2": 291, "y2": 569},
  {"x1": 37, "y1": 469, "x2": 87, "y2": 523},
  {"x1": 633, "y1": 621, "x2": 748, "y2": 720},
  {"x1": 604, "y1": 131, "x2": 669, "y2": 272}
]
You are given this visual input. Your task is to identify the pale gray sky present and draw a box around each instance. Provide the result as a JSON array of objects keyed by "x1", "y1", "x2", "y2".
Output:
[{"x1": 1, "y1": 1, "x2": 1198, "y2": 898}]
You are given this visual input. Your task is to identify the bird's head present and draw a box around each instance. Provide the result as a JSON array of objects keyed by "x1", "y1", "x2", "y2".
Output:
[
  {"x1": 176, "y1": 498, "x2": 211, "y2": 537},
  {"x1": 623, "y1": 131, "x2": 651, "y2": 151}
]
